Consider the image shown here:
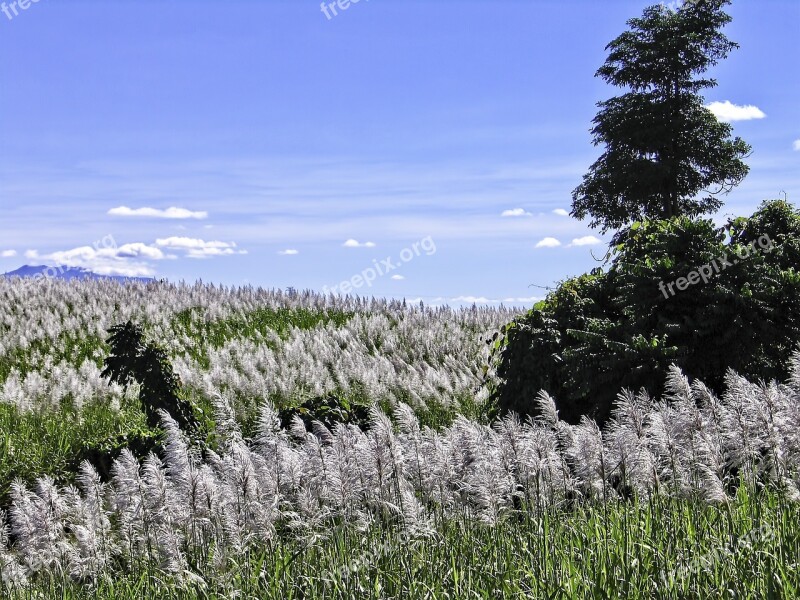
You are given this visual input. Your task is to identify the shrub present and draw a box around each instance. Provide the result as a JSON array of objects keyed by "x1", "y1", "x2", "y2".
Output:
[{"x1": 492, "y1": 200, "x2": 800, "y2": 424}]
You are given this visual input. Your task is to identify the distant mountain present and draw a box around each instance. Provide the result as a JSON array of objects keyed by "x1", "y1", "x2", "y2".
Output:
[{"x1": 2, "y1": 265, "x2": 154, "y2": 284}]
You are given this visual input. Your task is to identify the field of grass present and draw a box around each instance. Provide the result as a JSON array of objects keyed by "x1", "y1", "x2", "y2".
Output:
[
  {"x1": 1, "y1": 279, "x2": 798, "y2": 598},
  {"x1": 4, "y1": 487, "x2": 798, "y2": 599}
]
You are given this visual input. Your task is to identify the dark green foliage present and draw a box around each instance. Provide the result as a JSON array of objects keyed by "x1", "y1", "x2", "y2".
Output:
[
  {"x1": 493, "y1": 200, "x2": 800, "y2": 424},
  {"x1": 74, "y1": 426, "x2": 162, "y2": 482},
  {"x1": 100, "y1": 321, "x2": 143, "y2": 389},
  {"x1": 102, "y1": 321, "x2": 199, "y2": 432},
  {"x1": 572, "y1": 0, "x2": 750, "y2": 233},
  {"x1": 278, "y1": 392, "x2": 373, "y2": 432}
]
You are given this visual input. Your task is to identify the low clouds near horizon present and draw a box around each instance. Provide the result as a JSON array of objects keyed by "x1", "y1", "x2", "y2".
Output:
[
  {"x1": 16, "y1": 236, "x2": 248, "y2": 277},
  {"x1": 343, "y1": 239, "x2": 376, "y2": 248},
  {"x1": 501, "y1": 208, "x2": 532, "y2": 217}
]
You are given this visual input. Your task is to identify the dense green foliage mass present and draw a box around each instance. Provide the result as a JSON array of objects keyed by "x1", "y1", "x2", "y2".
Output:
[{"x1": 494, "y1": 200, "x2": 800, "y2": 424}]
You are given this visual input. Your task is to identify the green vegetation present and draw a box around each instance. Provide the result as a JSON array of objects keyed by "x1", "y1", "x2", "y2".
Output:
[
  {"x1": 170, "y1": 306, "x2": 355, "y2": 367},
  {"x1": 103, "y1": 320, "x2": 199, "y2": 432},
  {"x1": 494, "y1": 0, "x2": 797, "y2": 427},
  {"x1": 493, "y1": 199, "x2": 800, "y2": 424},
  {"x1": 4, "y1": 486, "x2": 797, "y2": 599},
  {"x1": 1, "y1": 3, "x2": 797, "y2": 598},
  {"x1": 572, "y1": 0, "x2": 750, "y2": 233},
  {"x1": 0, "y1": 398, "x2": 148, "y2": 507}
]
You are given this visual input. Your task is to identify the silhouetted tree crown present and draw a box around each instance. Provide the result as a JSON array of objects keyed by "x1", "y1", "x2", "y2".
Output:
[
  {"x1": 571, "y1": 0, "x2": 750, "y2": 235},
  {"x1": 102, "y1": 320, "x2": 198, "y2": 432}
]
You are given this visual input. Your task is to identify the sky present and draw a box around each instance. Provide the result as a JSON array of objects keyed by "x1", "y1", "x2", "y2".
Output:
[{"x1": 1, "y1": 0, "x2": 798, "y2": 306}]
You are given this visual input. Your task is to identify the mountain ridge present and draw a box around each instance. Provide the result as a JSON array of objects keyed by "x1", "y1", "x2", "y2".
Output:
[{"x1": 2, "y1": 265, "x2": 155, "y2": 284}]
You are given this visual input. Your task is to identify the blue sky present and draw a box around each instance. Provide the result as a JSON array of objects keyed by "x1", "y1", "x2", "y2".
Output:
[{"x1": 1, "y1": 0, "x2": 798, "y2": 305}]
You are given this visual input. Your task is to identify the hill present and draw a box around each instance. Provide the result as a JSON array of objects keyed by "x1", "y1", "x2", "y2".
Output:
[{"x1": 2, "y1": 264, "x2": 154, "y2": 284}]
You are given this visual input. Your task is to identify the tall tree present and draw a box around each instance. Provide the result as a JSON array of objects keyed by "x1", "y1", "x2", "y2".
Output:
[{"x1": 571, "y1": 0, "x2": 750, "y2": 234}]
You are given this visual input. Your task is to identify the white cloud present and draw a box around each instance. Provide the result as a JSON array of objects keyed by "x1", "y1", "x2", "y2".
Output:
[
  {"x1": 793, "y1": 139, "x2": 800, "y2": 151},
  {"x1": 449, "y1": 295, "x2": 542, "y2": 305},
  {"x1": 570, "y1": 235, "x2": 603, "y2": 247},
  {"x1": 108, "y1": 206, "x2": 209, "y2": 219},
  {"x1": 501, "y1": 208, "x2": 532, "y2": 217},
  {"x1": 552, "y1": 208, "x2": 569, "y2": 217},
  {"x1": 705, "y1": 101, "x2": 766, "y2": 122},
  {"x1": 155, "y1": 237, "x2": 246, "y2": 258},
  {"x1": 279, "y1": 249, "x2": 299, "y2": 255},
  {"x1": 1, "y1": 250, "x2": 17, "y2": 258},
  {"x1": 502, "y1": 296, "x2": 542, "y2": 304},
  {"x1": 535, "y1": 237, "x2": 562, "y2": 248},
  {"x1": 49, "y1": 245, "x2": 161, "y2": 264},
  {"x1": 43, "y1": 245, "x2": 157, "y2": 277},
  {"x1": 342, "y1": 239, "x2": 376, "y2": 248},
  {"x1": 391, "y1": 274, "x2": 405, "y2": 280},
  {"x1": 24, "y1": 250, "x2": 39, "y2": 259},
  {"x1": 31, "y1": 235, "x2": 245, "y2": 276},
  {"x1": 450, "y1": 295, "x2": 493, "y2": 304},
  {"x1": 114, "y1": 243, "x2": 167, "y2": 260}
]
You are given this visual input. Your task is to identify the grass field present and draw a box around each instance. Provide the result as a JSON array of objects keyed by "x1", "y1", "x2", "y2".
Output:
[
  {"x1": 1, "y1": 278, "x2": 798, "y2": 598},
  {"x1": 4, "y1": 487, "x2": 798, "y2": 599}
]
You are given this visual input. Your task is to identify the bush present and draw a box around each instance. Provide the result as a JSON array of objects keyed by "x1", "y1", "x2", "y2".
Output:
[
  {"x1": 278, "y1": 392, "x2": 373, "y2": 432},
  {"x1": 492, "y1": 199, "x2": 800, "y2": 424}
]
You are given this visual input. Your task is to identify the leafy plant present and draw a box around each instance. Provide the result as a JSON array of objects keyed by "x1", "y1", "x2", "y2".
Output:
[
  {"x1": 278, "y1": 392, "x2": 373, "y2": 432},
  {"x1": 493, "y1": 200, "x2": 800, "y2": 424},
  {"x1": 102, "y1": 321, "x2": 199, "y2": 433}
]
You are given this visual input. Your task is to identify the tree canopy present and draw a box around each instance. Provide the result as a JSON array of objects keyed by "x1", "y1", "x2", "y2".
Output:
[
  {"x1": 571, "y1": 0, "x2": 750, "y2": 234},
  {"x1": 493, "y1": 200, "x2": 800, "y2": 425}
]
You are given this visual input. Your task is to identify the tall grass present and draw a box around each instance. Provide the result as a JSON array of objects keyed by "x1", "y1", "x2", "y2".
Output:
[{"x1": 4, "y1": 487, "x2": 797, "y2": 599}]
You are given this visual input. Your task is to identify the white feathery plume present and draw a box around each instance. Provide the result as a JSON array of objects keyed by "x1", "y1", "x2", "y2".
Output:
[
  {"x1": 289, "y1": 414, "x2": 309, "y2": 441},
  {"x1": 568, "y1": 418, "x2": 613, "y2": 501},
  {"x1": 534, "y1": 390, "x2": 559, "y2": 429},
  {"x1": 664, "y1": 364, "x2": 692, "y2": 404},
  {"x1": 789, "y1": 349, "x2": 800, "y2": 394},
  {"x1": 0, "y1": 508, "x2": 27, "y2": 588},
  {"x1": 697, "y1": 464, "x2": 728, "y2": 505},
  {"x1": 210, "y1": 393, "x2": 241, "y2": 448},
  {"x1": 110, "y1": 448, "x2": 151, "y2": 563},
  {"x1": 69, "y1": 461, "x2": 113, "y2": 579},
  {"x1": 158, "y1": 410, "x2": 193, "y2": 499},
  {"x1": 9, "y1": 477, "x2": 75, "y2": 576}
]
